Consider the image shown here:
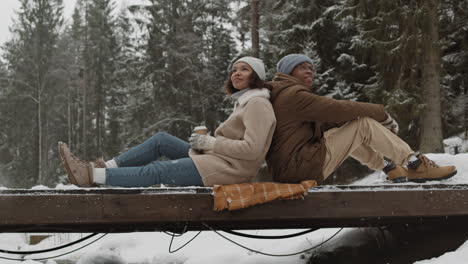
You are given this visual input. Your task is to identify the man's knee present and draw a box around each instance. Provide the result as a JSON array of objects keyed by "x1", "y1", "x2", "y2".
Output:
[
  {"x1": 355, "y1": 117, "x2": 381, "y2": 130},
  {"x1": 359, "y1": 116, "x2": 378, "y2": 124}
]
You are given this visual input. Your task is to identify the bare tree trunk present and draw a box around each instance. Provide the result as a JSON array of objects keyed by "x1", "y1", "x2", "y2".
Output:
[
  {"x1": 82, "y1": 72, "x2": 87, "y2": 158},
  {"x1": 82, "y1": 1, "x2": 89, "y2": 159},
  {"x1": 464, "y1": 33, "x2": 468, "y2": 139},
  {"x1": 251, "y1": 0, "x2": 260, "y2": 58},
  {"x1": 44, "y1": 103, "x2": 50, "y2": 184},
  {"x1": 465, "y1": 91, "x2": 468, "y2": 140},
  {"x1": 96, "y1": 74, "x2": 103, "y2": 157},
  {"x1": 37, "y1": 88, "x2": 42, "y2": 184},
  {"x1": 68, "y1": 81, "x2": 72, "y2": 147},
  {"x1": 419, "y1": 0, "x2": 443, "y2": 153}
]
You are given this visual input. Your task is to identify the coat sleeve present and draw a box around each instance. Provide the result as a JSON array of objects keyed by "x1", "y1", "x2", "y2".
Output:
[
  {"x1": 291, "y1": 88, "x2": 387, "y2": 123},
  {"x1": 213, "y1": 98, "x2": 276, "y2": 161}
]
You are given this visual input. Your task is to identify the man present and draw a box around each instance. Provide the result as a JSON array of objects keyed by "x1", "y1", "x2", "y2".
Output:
[{"x1": 266, "y1": 54, "x2": 456, "y2": 184}]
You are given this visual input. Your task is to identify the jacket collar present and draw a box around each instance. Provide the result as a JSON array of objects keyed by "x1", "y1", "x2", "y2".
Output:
[
  {"x1": 230, "y1": 88, "x2": 250, "y2": 101},
  {"x1": 273, "y1": 72, "x2": 300, "y2": 82},
  {"x1": 272, "y1": 72, "x2": 309, "y2": 87},
  {"x1": 236, "y1": 88, "x2": 270, "y2": 107},
  {"x1": 269, "y1": 73, "x2": 312, "y2": 101}
]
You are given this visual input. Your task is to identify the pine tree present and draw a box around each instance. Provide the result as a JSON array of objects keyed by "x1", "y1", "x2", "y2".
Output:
[
  {"x1": 1, "y1": 0, "x2": 64, "y2": 186},
  {"x1": 84, "y1": 0, "x2": 118, "y2": 157},
  {"x1": 69, "y1": 0, "x2": 92, "y2": 157},
  {"x1": 105, "y1": 5, "x2": 140, "y2": 157},
  {"x1": 419, "y1": 0, "x2": 444, "y2": 153},
  {"x1": 65, "y1": 6, "x2": 84, "y2": 151},
  {"x1": 439, "y1": 0, "x2": 468, "y2": 138},
  {"x1": 338, "y1": 0, "x2": 446, "y2": 151},
  {"x1": 261, "y1": 0, "x2": 364, "y2": 101},
  {"x1": 128, "y1": 0, "x2": 193, "y2": 140},
  {"x1": 0, "y1": 61, "x2": 14, "y2": 185},
  {"x1": 193, "y1": 0, "x2": 237, "y2": 131},
  {"x1": 126, "y1": 0, "x2": 237, "y2": 143},
  {"x1": 67, "y1": 0, "x2": 93, "y2": 159}
]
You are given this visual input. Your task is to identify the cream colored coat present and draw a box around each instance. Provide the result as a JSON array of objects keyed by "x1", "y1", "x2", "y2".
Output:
[{"x1": 189, "y1": 88, "x2": 276, "y2": 186}]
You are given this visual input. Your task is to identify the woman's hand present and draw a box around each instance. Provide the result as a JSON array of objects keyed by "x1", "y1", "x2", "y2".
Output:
[{"x1": 189, "y1": 133, "x2": 216, "y2": 151}]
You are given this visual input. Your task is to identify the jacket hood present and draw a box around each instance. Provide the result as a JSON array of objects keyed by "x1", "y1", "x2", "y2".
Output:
[{"x1": 269, "y1": 73, "x2": 311, "y2": 101}]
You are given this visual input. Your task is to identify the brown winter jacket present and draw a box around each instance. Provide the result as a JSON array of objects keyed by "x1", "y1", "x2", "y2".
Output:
[
  {"x1": 266, "y1": 73, "x2": 387, "y2": 183},
  {"x1": 190, "y1": 88, "x2": 276, "y2": 187}
]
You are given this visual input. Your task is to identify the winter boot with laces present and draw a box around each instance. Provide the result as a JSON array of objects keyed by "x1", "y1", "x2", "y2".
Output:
[
  {"x1": 58, "y1": 142, "x2": 97, "y2": 187},
  {"x1": 406, "y1": 154, "x2": 457, "y2": 183},
  {"x1": 94, "y1": 157, "x2": 106, "y2": 168},
  {"x1": 383, "y1": 162, "x2": 408, "y2": 183}
]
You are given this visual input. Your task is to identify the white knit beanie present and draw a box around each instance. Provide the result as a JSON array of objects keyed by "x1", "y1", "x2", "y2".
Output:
[{"x1": 233, "y1": 56, "x2": 266, "y2": 80}]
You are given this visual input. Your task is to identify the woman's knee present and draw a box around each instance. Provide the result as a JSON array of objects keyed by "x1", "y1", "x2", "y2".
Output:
[
  {"x1": 143, "y1": 132, "x2": 169, "y2": 150},
  {"x1": 151, "y1": 132, "x2": 172, "y2": 144}
]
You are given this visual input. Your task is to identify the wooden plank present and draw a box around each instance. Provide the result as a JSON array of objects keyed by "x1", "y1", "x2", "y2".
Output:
[{"x1": 1, "y1": 184, "x2": 468, "y2": 232}]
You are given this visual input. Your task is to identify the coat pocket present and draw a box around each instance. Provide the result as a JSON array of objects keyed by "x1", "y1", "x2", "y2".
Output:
[
  {"x1": 294, "y1": 140, "x2": 326, "y2": 182},
  {"x1": 299, "y1": 140, "x2": 323, "y2": 161}
]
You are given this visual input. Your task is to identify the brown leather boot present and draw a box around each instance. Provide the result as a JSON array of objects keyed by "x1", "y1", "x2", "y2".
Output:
[
  {"x1": 58, "y1": 142, "x2": 96, "y2": 187},
  {"x1": 94, "y1": 157, "x2": 106, "y2": 168},
  {"x1": 384, "y1": 165, "x2": 408, "y2": 183},
  {"x1": 406, "y1": 154, "x2": 457, "y2": 183}
]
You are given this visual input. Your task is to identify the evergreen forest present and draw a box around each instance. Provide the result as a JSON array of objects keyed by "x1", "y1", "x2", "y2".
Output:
[{"x1": 0, "y1": 0, "x2": 467, "y2": 187}]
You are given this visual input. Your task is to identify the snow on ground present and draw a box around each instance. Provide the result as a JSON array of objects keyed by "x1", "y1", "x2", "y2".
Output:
[
  {"x1": 0, "y1": 229, "x2": 343, "y2": 264},
  {"x1": 414, "y1": 240, "x2": 468, "y2": 264},
  {"x1": 1, "y1": 153, "x2": 468, "y2": 263}
]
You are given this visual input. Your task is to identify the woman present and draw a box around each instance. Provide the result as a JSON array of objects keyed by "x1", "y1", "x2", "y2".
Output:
[{"x1": 59, "y1": 56, "x2": 276, "y2": 187}]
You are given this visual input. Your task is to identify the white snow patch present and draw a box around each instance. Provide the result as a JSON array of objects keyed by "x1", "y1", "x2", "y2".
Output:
[
  {"x1": 30, "y1": 185, "x2": 51, "y2": 190},
  {"x1": 54, "y1": 183, "x2": 82, "y2": 190},
  {"x1": 77, "y1": 249, "x2": 125, "y2": 264}
]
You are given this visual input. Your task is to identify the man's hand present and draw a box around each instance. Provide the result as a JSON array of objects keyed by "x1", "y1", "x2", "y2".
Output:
[
  {"x1": 380, "y1": 113, "x2": 399, "y2": 135},
  {"x1": 189, "y1": 133, "x2": 216, "y2": 151}
]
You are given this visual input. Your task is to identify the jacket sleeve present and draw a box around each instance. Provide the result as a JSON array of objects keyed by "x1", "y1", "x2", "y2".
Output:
[
  {"x1": 291, "y1": 88, "x2": 387, "y2": 123},
  {"x1": 213, "y1": 98, "x2": 276, "y2": 160}
]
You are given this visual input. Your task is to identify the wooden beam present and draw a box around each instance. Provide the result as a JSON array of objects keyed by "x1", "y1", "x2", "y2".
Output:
[{"x1": 1, "y1": 184, "x2": 468, "y2": 233}]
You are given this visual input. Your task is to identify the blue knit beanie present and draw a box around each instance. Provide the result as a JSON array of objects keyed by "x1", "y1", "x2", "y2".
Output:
[{"x1": 277, "y1": 54, "x2": 314, "y2": 75}]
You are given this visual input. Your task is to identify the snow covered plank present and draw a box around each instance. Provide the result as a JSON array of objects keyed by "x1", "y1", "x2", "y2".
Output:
[{"x1": 1, "y1": 184, "x2": 468, "y2": 232}]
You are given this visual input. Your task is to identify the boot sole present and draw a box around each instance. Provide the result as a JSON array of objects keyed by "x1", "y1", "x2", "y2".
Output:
[
  {"x1": 390, "y1": 177, "x2": 408, "y2": 183},
  {"x1": 407, "y1": 170, "x2": 458, "y2": 183},
  {"x1": 58, "y1": 142, "x2": 78, "y2": 185}
]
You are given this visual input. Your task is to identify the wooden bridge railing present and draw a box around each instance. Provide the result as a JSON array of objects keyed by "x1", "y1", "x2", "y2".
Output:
[{"x1": 1, "y1": 184, "x2": 468, "y2": 233}]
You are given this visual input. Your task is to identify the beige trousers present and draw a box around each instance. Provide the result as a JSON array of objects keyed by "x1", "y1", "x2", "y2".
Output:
[{"x1": 322, "y1": 117, "x2": 414, "y2": 179}]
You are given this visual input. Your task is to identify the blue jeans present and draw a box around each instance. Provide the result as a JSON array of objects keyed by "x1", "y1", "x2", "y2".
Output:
[{"x1": 106, "y1": 132, "x2": 203, "y2": 187}]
